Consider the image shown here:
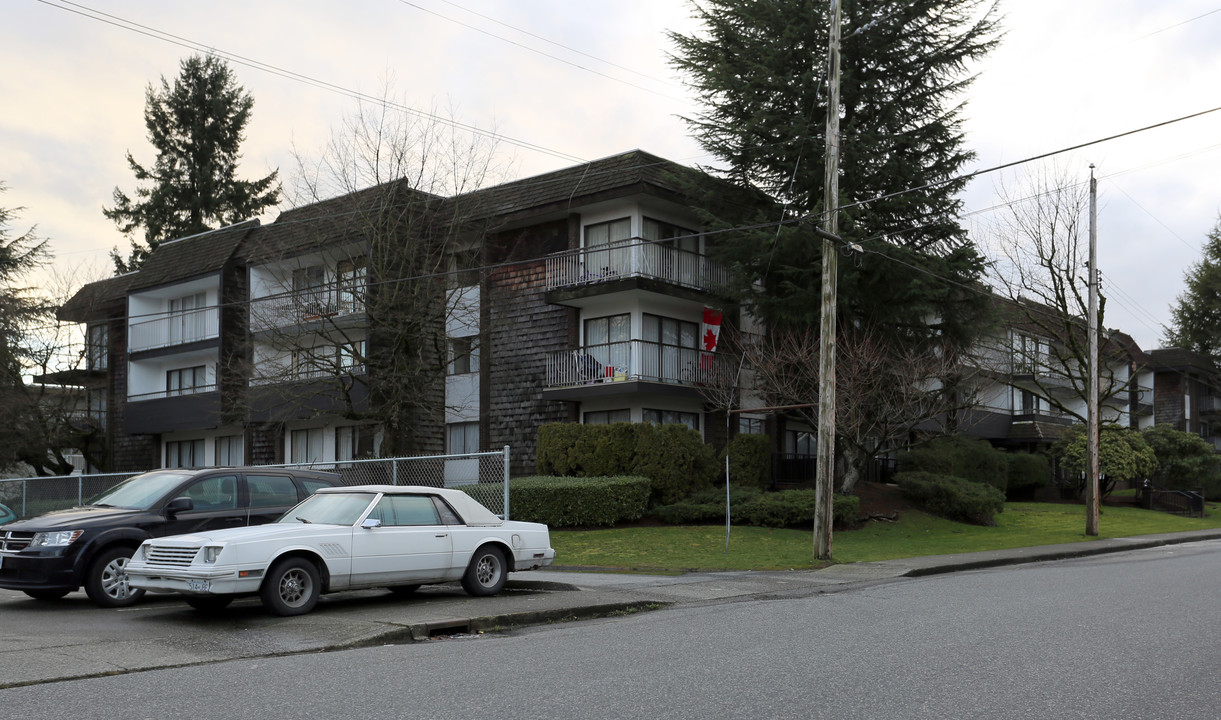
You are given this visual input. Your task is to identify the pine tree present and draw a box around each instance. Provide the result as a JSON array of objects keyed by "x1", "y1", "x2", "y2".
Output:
[
  {"x1": 1165, "y1": 220, "x2": 1221, "y2": 360},
  {"x1": 669, "y1": 0, "x2": 1000, "y2": 343},
  {"x1": 104, "y1": 54, "x2": 280, "y2": 273}
]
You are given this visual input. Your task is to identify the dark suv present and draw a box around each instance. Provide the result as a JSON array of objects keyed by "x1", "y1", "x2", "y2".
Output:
[{"x1": 0, "y1": 467, "x2": 340, "y2": 608}]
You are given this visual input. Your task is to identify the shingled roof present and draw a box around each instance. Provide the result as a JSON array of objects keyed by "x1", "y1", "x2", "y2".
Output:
[
  {"x1": 124, "y1": 220, "x2": 259, "y2": 293},
  {"x1": 57, "y1": 272, "x2": 135, "y2": 323},
  {"x1": 448, "y1": 149, "x2": 707, "y2": 223}
]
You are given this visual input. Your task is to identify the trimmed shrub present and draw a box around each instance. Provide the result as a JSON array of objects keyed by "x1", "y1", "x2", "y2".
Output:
[
  {"x1": 585, "y1": 423, "x2": 640, "y2": 477},
  {"x1": 653, "y1": 485, "x2": 763, "y2": 525},
  {"x1": 1006, "y1": 452, "x2": 1051, "y2": 500},
  {"x1": 900, "y1": 435, "x2": 1008, "y2": 494},
  {"x1": 721, "y1": 433, "x2": 772, "y2": 488},
  {"x1": 631, "y1": 423, "x2": 719, "y2": 505},
  {"x1": 536, "y1": 423, "x2": 585, "y2": 476},
  {"x1": 895, "y1": 471, "x2": 1005, "y2": 526},
  {"x1": 472, "y1": 475, "x2": 651, "y2": 527}
]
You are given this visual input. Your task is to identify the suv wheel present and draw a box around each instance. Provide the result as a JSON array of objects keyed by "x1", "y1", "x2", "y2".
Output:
[{"x1": 85, "y1": 546, "x2": 146, "y2": 608}]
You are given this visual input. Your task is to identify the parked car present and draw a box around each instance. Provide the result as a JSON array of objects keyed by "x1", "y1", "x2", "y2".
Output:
[
  {"x1": 125, "y1": 485, "x2": 556, "y2": 616},
  {"x1": 0, "y1": 503, "x2": 16, "y2": 525},
  {"x1": 0, "y1": 467, "x2": 341, "y2": 607}
]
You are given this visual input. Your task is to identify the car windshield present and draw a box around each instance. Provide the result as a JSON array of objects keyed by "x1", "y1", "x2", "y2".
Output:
[
  {"x1": 85, "y1": 471, "x2": 196, "y2": 510},
  {"x1": 278, "y1": 492, "x2": 376, "y2": 526}
]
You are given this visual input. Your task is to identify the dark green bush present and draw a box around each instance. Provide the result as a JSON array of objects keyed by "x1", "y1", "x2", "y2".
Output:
[
  {"x1": 900, "y1": 435, "x2": 1008, "y2": 494},
  {"x1": 585, "y1": 423, "x2": 639, "y2": 477},
  {"x1": 631, "y1": 423, "x2": 719, "y2": 505},
  {"x1": 653, "y1": 485, "x2": 763, "y2": 525},
  {"x1": 536, "y1": 423, "x2": 585, "y2": 476},
  {"x1": 721, "y1": 433, "x2": 772, "y2": 488},
  {"x1": 895, "y1": 471, "x2": 1005, "y2": 526},
  {"x1": 1006, "y1": 452, "x2": 1051, "y2": 500},
  {"x1": 473, "y1": 475, "x2": 651, "y2": 527}
]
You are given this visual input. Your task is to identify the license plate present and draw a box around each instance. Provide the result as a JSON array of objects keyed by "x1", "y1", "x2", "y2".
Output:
[{"x1": 187, "y1": 579, "x2": 211, "y2": 592}]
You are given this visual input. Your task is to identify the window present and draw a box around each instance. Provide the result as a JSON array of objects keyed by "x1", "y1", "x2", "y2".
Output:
[
  {"x1": 643, "y1": 313, "x2": 699, "y2": 383},
  {"x1": 786, "y1": 430, "x2": 815, "y2": 456},
  {"x1": 336, "y1": 425, "x2": 375, "y2": 462},
  {"x1": 291, "y1": 428, "x2": 325, "y2": 464},
  {"x1": 584, "y1": 314, "x2": 630, "y2": 378},
  {"x1": 1015, "y1": 334, "x2": 1048, "y2": 374},
  {"x1": 215, "y1": 435, "x2": 243, "y2": 466},
  {"x1": 1018, "y1": 389, "x2": 1045, "y2": 415},
  {"x1": 87, "y1": 324, "x2": 108, "y2": 371},
  {"x1": 584, "y1": 218, "x2": 632, "y2": 248},
  {"x1": 246, "y1": 474, "x2": 299, "y2": 509},
  {"x1": 739, "y1": 417, "x2": 764, "y2": 435},
  {"x1": 449, "y1": 336, "x2": 480, "y2": 375},
  {"x1": 337, "y1": 257, "x2": 367, "y2": 313},
  {"x1": 339, "y1": 340, "x2": 366, "y2": 373},
  {"x1": 165, "y1": 439, "x2": 204, "y2": 468},
  {"x1": 584, "y1": 409, "x2": 630, "y2": 425},
  {"x1": 643, "y1": 218, "x2": 699, "y2": 253},
  {"x1": 369, "y1": 494, "x2": 442, "y2": 526},
  {"x1": 447, "y1": 422, "x2": 480, "y2": 454},
  {"x1": 182, "y1": 474, "x2": 238, "y2": 510},
  {"x1": 293, "y1": 266, "x2": 328, "y2": 318},
  {"x1": 584, "y1": 218, "x2": 632, "y2": 279},
  {"x1": 88, "y1": 388, "x2": 108, "y2": 426},
  {"x1": 166, "y1": 365, "x2": 208, "y2": 396},
  {"x1": 169, "y1": 292, "x2": 208, "y2": 343},
  {"x1": 643, "y1": 409, "x2": 700, "y2": 431}
]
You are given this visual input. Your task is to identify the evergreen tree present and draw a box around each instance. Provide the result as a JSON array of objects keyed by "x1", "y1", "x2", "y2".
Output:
[
  {"x1": 1164, "y1": 220, "x2": 1221, "y2": 360},
  {"x1": 669, "y1": 0, "x2": 1000, "y2": 343},
  {"x1": 104, "y1": 54, "x2": 280, "y2": 273}
]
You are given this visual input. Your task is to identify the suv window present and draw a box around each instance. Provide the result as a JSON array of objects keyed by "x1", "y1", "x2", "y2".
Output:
[
  {"x1": 300, "y1": 478, "x2": 335, "y2": 496},
  {"x1": 182, "y1": 475, "x2": 238, "y2": 511},
  {"x1": 246, "y1": 474, "x2": 301, "y2": 508}
]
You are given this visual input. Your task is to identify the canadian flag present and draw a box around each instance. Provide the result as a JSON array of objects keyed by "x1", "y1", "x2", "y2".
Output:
[{"x1": 700, "y1": 308, "x2": 722, "y2": 370}]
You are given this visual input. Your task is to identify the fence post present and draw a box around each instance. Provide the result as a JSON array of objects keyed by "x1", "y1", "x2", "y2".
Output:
[
  {"x1": 502, "y1": 445, "x2": 510, "y2": 521},
  {"x1": 392, "y1": 458, "x2": 399, "y2": 486},
  {"x1": 78, "y1": 476, "x2": 84, "y2": 507}
]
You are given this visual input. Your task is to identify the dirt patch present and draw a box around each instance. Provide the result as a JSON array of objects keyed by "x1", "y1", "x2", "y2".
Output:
[{"x1": 852, "y1": 481, "x2": 910, "y2": 521}]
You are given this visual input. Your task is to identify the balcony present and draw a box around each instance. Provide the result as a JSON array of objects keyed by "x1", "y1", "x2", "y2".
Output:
[
  {"x1": 250, "y1": 285, "x2": 365, "y2": 332},
  {"x1": 545, "y1": 241, "x2": 729, "y2": 294},
  {"x1": 129, "y1": 308, "x2": 219, "y2": 352},
  {"x1": 543, "y1": 339, "x2": 732, "y2": 399}
]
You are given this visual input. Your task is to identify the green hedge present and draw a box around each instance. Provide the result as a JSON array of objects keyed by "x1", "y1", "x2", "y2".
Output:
[
  {"x1": 472, "y1": 475, "x2": 651, "y2": 527},
  {"x1": 654, "y1": 486, "x2": 860, "y2": 530},
  {"x1": 536, "y1": 422, "x2": 719, "y2": 505},
  {"x1": 901, "y1": 435, "x2": 1008, "y2": 494},
  {"x1": 895, "y1": 471, "x2": 1005, "y2": 526},
  {"x1": 1006, "y1": 452, "x2": 1051, "y2": 499},
  {"x1": 721, "y1": 433, "x2": 772, "y2": 488}
]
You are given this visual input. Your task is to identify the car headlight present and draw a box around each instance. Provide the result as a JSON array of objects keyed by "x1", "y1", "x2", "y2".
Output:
[
  {"x1": 201, "y1": 545, "x2": 223, "y2": 563},
  {"x1": 30, "y1": 529, "x2": 84, "y2": 547}
]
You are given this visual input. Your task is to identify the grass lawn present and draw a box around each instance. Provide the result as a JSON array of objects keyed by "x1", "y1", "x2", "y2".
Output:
[{"x1": 549, "y1": 501, "x2": 1221, "y2": 573}]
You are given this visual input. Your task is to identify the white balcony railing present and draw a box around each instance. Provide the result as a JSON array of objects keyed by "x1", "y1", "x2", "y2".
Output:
[
  {"x1": 250, "y1": 286, "x2": 365, "y2": 331},
  {"x1": 545, "y1": 339, "x2": 731, "y2": 388},
  {"x1": 129, "y1": 308, "x2": 219, "y2": 352},
  {"x1": 545, "y1": 240, "x2": 729, "y2": 292}
]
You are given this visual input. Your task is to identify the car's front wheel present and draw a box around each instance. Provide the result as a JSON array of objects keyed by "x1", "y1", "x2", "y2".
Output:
[
  {"x1": 185, "y1": 596, "x2": 235, "y2": 614},
  {"x1": 85, "y1": 546, "x2": 146, "y2": 608},
  {"x1": 261, "y1": 557, "x2": 320, "y2": 616},
  {"x1": 461, "y1": 545, "x2": 507, "y2": 597}
]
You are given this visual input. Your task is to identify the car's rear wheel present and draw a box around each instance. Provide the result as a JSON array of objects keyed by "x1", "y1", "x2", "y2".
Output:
[
  {"x1": 85, "y1": 546, "x2": 146, "y2": 608},
  {"x1": 261, "y1": 557, "x2": 320, "y2": 616},
  {"x1": 386, "y1": 584, "x2": 420, "y2": 596},
  {"x1": 185, "y1": 596, "x2": 235, "y2": 614},
  {"x1": 461, "y1": 545, "x2": 507, "y2": 597},
  {"x1": 24, "y1": 589, "x2": 70, "y2": 601}
]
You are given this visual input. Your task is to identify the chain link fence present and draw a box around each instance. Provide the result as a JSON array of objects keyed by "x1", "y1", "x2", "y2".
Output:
[{"x1": 0, "y1": 447, "x2": 512, "y2": 521}]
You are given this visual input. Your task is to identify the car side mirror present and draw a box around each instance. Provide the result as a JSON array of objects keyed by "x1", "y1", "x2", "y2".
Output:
[
  {"x1": 165, "y1": 497, "x2": 194, "y2": 515},
  {"x1": 361, "y1": 518, "x2": 381, "y2": 529}
]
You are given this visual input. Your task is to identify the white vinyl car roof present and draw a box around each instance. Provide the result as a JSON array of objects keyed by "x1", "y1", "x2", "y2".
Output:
[{"x1": 315, "y1": 485, "x2": 504, "y2": 527}]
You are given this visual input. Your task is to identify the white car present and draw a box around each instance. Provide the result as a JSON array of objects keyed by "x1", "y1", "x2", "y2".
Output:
[{"x1": 125, "y1": 485, "x2": 555, "y2": 616}]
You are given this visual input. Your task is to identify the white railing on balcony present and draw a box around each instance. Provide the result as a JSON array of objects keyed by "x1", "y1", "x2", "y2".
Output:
[
  {"x1": 545, "y1": 240, "x2": 729, "y2": 292},
  {"x1": 128, "y1": 383, "x2": 219, "y2": 402},
  {"x1": 545, "y1": 339, "x2": 730, "y2": 388},
  {"x1": 129, "y1": 308, "x2": 219, "y2": 352},
  {"x1": 250, "y1": 285, "x2": 365, "y2": 331}
]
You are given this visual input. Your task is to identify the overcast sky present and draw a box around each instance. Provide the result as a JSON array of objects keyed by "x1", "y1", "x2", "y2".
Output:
[{"x1": 3, "y1": 0, "x2": 1219, "y2": 350}]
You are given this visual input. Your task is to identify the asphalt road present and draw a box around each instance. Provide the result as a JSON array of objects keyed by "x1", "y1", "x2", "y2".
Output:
[{"x1": 3, "y1": 538, "x2": 1221, "y2": 718}]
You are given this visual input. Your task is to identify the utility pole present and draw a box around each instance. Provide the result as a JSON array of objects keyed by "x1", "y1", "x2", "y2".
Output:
[
  {"x1": 814, "y1": 0, "x2": 842, "y2": 561},
  {"x1": 1086, "y1": 165, "x2": 1100, "y2": 536}
]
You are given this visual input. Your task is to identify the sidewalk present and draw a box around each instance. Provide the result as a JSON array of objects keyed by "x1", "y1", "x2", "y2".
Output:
[{"x1": 4, "y1": 529, "x2": 1221, "y2": 688}]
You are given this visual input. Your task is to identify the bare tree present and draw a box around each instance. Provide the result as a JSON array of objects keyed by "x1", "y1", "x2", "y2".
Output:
[
  {"x1": 744, "y1": 326, "x2": 988, "y2": 493},
  {"x1": 243, "y1": 94, "x2": 507, "y2": 456},
  {"x1": 982, "y1": 167, "x2": 1131, "y2": 423}
]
